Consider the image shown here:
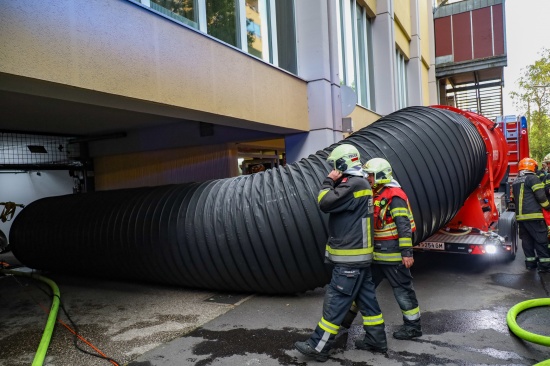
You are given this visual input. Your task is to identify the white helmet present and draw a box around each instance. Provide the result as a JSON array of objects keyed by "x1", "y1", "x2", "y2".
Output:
[
  {"x1": 326, "y1": 144, "x2": 361, "y2": 172},
  {"x1": 543, "y1": 153, "x2": 550, "y2": 164},
  {"x1": 363, "y1": 158, "x2": 392, "y2": 188}
]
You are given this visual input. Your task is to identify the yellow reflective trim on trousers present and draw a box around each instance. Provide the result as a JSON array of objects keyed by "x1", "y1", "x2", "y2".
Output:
[
  {"x1": 540, "y1": 258, "x2": 550, "y2": 263},
  {"x1": 362, "y1": 313, "x2": 384, "y2": 326},
  {"x1": 373, "y1": 252, "x2": 402, "y2": 261},
  {"x1": 318, "y1": 317, "x2": 339, "y2": 335},
  {"x1": 402, "y1": 306, "x2": 420, "y2": 320},
  {"x1": 402, "y1": 306, "x2": 420, "y2": 316},
  {"x1": 318, "y1": 189, "x2": 329, "y2": 203},
  {"x1": 325, "y1": 245, "x2": 372, "y2": 256},
  {"x1": 354, "y1": 189, "x2": 372, "y2": 198}
]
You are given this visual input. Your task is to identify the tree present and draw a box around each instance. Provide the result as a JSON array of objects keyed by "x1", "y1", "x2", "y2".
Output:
[{"x1": 510, "y1": 48, "x2": 550, "y2": 162}]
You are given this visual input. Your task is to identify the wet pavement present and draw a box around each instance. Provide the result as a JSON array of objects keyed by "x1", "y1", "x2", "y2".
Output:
[{"x1": 1, "y1": 249, "x2": 549, "y2": 366}]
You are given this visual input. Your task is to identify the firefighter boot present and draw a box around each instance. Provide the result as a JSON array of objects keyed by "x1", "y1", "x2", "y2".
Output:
[
  {"x1": 294, "y1": 341, "x2": 329, "y2": 362},
  {"x1": 355, "y1": 323, "x2": 388, "y2": 353},
  {"x1": 393, "y1": 324, "x2": 422, "y2": 340}
]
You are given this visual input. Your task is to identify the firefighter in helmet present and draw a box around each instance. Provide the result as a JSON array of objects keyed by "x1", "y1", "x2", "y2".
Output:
[
  {"x1": 512, "y1": 158, "x2": 550, "y2": 272},
  {"x1": 342, "y1": 157, "x2": 422, "y2": 340},
  {"x1": 543, "y1": 153, "x2": 550, "y2": 198},
  {"x1": 543, "y1": 154, "x2": 550, "y2": 234},
  {"x1": 294, "y1": 144, "x2": 387, "y2": 362}
]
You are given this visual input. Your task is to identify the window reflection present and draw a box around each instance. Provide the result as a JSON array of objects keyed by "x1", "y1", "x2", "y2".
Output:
[
  {"x1": 246, "y1": 0, "x2": 263, "y2": 58},
  {"x1": 141, "y1": 0, "x2": 298, "y2": 75},
  {"x1": 336, "y1": 0, "x2": 374, "y2": 109},
  {"x1": 151, "y1": 0, "x2": 197, "y2": 28},
  {"x1": 275, "y1": 0, "x2": 297, "y2": 74},
  {"x1": 395, "y1": 50, "x2": 408, "y2": 109},
  {"x1": 206, "y1": 0, "x2": 239, "y2": 48}
]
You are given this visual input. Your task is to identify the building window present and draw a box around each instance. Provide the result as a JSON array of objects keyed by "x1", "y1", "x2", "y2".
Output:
[
  {"x1": 139, "y1": 0, "x2": 297, "y2": 74},
  {"x1": 336, "y1": 0, "x2": 374, "y2": 109},
  {"x1": 395, "y1": 49, "x2": 408, "y2": 109},
  {"x1": 150, "y1": 0, "x2": 198, "y2": 28},
  {"x1": 274, "y1": 0, "x2": 297, "y2": 74},
  {"x1": 245, "y1": 0, "x2": 266, "y2": 58},
  {"x1": 206, "y1": 0, "x2": 240, "y2": 48}
]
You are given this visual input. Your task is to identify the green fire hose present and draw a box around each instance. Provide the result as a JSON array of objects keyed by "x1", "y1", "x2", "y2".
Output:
[
  {"x1": 506, "y1": 298, "x2": 550, "y2": 366},
  {"x1": 1, "y1": 269, "x2": 60, "y2": 366}
]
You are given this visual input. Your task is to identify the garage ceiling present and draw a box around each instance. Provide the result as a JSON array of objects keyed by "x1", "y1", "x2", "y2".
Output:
[{"x1": 0, "y1": 90, "x2": 187, "y2": 137}]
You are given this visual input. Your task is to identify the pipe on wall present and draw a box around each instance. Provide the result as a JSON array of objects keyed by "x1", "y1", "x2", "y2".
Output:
[{"x1": 10, "y1": 106, "x2": 486, "y2": 294}]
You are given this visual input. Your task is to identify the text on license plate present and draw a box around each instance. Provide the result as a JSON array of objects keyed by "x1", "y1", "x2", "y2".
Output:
[{"x1": 418, "y1": 242, "x2": 445, "y2": 250}]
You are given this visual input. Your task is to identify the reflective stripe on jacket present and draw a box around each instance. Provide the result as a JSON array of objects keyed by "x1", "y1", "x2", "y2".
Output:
[
  {"x1": 372, "y1": 185, "x2": 415, "y2": 264},
  {"x1": 318, "y1": 173, "x2": 374, "y2": 267},
  {"x1": 512, "y1": 172, "x2": 550, "y2": 221}
]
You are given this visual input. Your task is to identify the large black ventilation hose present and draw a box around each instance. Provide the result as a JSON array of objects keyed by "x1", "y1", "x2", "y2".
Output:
[{"x1": 10, "y1": 107, "x2": 486, "y2": 294}]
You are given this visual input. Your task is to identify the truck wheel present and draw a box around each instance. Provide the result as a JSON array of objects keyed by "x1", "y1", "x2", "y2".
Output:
[{"x1": 498, "y1": 211, "x2": 518, "y2": 262}]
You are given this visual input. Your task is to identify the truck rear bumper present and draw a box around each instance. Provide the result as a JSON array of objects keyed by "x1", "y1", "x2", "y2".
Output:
[{"x1": 416, "y1": 232, "x2": 512, "y2": 255}]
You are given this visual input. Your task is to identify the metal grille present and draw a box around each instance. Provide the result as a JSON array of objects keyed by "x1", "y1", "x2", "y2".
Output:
[
  {"x1": 0, "y1": 132, "x2": 81, "y2": 169},
  {"x1": 447, "y1": 80, "x2": 503, "y2": 121}
]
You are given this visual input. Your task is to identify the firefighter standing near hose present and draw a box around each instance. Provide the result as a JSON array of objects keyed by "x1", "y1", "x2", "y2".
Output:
[
  {"x1": 512, "y1": 158, "x2": 550, "y2": 273},
  {"x1": 294, "y1": 144, "x2": 387, "y2": 362},
  {"x1": 341, "y1": 158, "x2": 422, "y2": 340},
  {"x1": 540, "y1": 154, "x2": 550, "y2": 250}
]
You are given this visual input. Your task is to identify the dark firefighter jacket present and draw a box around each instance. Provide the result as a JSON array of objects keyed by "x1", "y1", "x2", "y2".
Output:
[
  {"x1": 318, "y1": 171, "x2": 374, "y2": 268},
  {"x1": 512, "y1": 171, "x2": 550, "y2": 221},
  {"x1": 372, "y1": 184, "x2": 416, "y2": 264}
]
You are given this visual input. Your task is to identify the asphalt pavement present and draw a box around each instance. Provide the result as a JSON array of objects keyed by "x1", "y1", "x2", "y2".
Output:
[{"x1": 1, "y1": 249, "x2": 549, "y2": 366}]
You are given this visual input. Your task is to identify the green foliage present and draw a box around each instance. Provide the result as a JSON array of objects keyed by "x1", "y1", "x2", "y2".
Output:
[{"x1": 510, "y1": 48, "x2": 550, "y2": 162}]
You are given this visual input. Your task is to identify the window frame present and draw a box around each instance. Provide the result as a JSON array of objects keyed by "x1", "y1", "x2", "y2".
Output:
[
  {"x1": 395, "y1": 49, "x2": 408, "y2": 109},
  {"x1": 336, "y1": 0, "x2": 374, "y2": 109},
  {"x1": 139, "y1": 0, "x2": 296, "y2": 70}
]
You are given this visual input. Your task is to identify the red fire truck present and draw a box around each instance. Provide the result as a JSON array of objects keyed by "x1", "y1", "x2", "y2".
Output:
[{"x1": 417, "y1": 109, "x2": 529, "y2": 260}]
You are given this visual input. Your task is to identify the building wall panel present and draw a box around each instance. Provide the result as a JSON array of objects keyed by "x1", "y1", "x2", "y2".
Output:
[
  {"x1": 435, "y1": 16, "x2": 452, "y2": 57},
  {"x1": 452, "y1": 12, "x2": 472, "y2": 62},
  {"x1": 492, "y1": 4, "x2": 505, "y2": 55},
  {"x1": 472, "y1": 7, "x2": 492, "y2": 59}
]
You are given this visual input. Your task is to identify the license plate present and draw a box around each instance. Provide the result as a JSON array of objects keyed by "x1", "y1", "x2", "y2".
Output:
[{"x1": 418, "y1": 242, "x2": 445, "y2": 250}]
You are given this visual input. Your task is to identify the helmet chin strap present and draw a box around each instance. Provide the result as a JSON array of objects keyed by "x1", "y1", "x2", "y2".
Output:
[{"x1": 372, "y1": 184, "x2": 383, "y2": 193}]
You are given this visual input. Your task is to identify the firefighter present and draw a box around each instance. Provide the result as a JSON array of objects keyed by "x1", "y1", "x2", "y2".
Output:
[
  {"x1": 543, "y1": 154, "x2": 550, "y2": 239},
  {"x1": 512, "y1": 158, "x2": 550, "y2": 272},
  {"x1": 341, "y1": 158, "x2": 422, "y2": 340},
  {"x1": 543, "y1": 154, "x2": 550, "y2": 198},
  {"x1": 536, "y1": 162, "x2": 547, "y2": 182},
  {"x1": 294, "y1": 144, "x2": 387, "y2": 362}
]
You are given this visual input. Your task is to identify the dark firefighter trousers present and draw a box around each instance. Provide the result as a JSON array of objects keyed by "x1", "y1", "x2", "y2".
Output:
[
  {"x1": 519, "y1": 220, "x2": 550, "y2": 270},
  {"x1": 372, "y1": 263, "x2": 421, "y2": 328},
  {"x1": 307, "y1": 265, "x2": 386, "y2": 355},
  {"x1": 343, "y1": 262, "x2": 420, "y2": 329}
]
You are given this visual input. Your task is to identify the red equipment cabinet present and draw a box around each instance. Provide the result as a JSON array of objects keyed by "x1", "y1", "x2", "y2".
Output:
[{"x1": 417, "y1": 106, "x2": 519, "y2": 260}]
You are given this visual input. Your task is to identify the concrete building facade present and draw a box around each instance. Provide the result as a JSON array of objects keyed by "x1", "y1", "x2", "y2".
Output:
[{"x1": 0, "y1": 0, "x2": 436, "y2": 194}]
